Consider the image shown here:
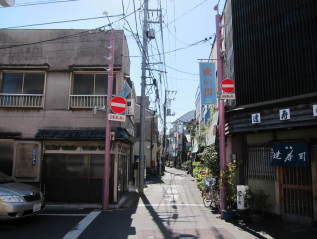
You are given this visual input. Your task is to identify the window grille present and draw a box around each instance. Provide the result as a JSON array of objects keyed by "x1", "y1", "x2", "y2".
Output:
[{"x1": 246, "y1": 145, "x2": 275, "y2": 180}]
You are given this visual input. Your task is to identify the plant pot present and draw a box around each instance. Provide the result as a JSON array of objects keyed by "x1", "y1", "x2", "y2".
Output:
[{"x1": 222, "y1": 210, "x2": 235, "y2": 221}]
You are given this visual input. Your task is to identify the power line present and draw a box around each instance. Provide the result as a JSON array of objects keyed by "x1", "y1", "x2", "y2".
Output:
[
  {"x1": 127, "y1": 36, "x2": 213, "y2": 58},
  {"x1": 0, "y1": 7, "x2": 141, "y2": 50},
  {"x1": 165, "y1": 64, "x2": 199, "y2": 76},
  {"x1": 162, "y1": 36, "x2": 213, "y2": 55},
  {"x1": 0, "y1": 0, "x2": 79, "y2": 8},
  {"x1": 0, "y1": 14, "x2": 124, "y2": 30},
  {"x1": 132, "y1": 0, "x2": 141, "y2": 39}
]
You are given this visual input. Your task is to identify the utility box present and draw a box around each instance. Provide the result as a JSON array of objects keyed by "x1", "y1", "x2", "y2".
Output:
[
  {"x1": 237, "y1": 185, "x2": 249, "y2": 210},
  {"x1": 147, "y1": 29, "x2": 155, "y2": 39}
]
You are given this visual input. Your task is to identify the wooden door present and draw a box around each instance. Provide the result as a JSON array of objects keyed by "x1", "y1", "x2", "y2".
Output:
[{"x1": 279, "y1": 166, "x2": 313, "y2": 223}]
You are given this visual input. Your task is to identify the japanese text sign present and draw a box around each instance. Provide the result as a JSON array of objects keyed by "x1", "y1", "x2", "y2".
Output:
[
  {"x1": 271, "y1": 142, "x2": 309, "y2": 168},
  {"x1": 251, "y1": 113, "x2": 261, "y2": 124},
  {"x1": 199, "y1": 62, "x2": 216, "y2": 105}
]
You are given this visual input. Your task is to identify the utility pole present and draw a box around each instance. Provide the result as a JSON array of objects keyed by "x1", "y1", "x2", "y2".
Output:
[
  {"x1": 162, "y1": 90, "x2": 167, "y2": 167},
  {"x1": 103, "y1": 30, "x2": 115, "y2": 210},
  {"x1": 215, "y1": 10, "x2": 226, "y2": 216},
  {"x1": 162, "y1": 90, "x2": 177, "y2": 166},
  {"x1": 138, "y1": 0, "x2": 149, "y2": 193}
]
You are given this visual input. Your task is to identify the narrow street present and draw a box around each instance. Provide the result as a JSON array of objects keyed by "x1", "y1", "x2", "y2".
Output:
[
  {"x1": 1, "y1": 169, "x2": 316, "y2": 238},
  {"x1": 77, "y1": 167, "x2": 258, "y2": 239}
]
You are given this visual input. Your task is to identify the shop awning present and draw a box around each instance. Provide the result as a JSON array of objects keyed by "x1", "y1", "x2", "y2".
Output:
[
  {"x1": 0, "y1": 132, "x2": 21, "y2": 139},
  {"x1": 36, "y1": 128, "x2": 132, "y2": 143}
]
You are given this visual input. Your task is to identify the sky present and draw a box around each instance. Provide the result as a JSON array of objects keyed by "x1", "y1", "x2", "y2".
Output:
[{"x1": 0, "y1": 0, "x2": 224, "y2": 130}]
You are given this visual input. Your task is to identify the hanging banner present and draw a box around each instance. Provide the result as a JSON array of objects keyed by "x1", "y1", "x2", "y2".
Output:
[
  {"x1": 271, "y1": 142, "x2": 310, "y2": 167},
  {"x1": 118, "y1": 81, "x2": 132, "y2": 98},
  {"x1": 199, "y1": 62, "x2": 217, "y2": 105}
]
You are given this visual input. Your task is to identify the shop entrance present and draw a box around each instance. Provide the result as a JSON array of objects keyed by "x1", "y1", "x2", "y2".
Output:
[
  {"x1": 279, "y1": 166, "x2": 313, "y2": 223},
  {"x1": 43, "y1": 154, "x2": 114, "y2": 204}
]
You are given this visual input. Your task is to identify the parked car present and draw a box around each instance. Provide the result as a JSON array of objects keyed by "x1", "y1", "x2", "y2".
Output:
[{"x1": 0, "y1": 171, "x2": 44, "y2": 220}]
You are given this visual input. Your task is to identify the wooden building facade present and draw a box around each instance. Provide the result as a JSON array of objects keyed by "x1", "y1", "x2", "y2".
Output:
[{"x1": 224, "y1": 0, "x2": 317, "y2": 224}]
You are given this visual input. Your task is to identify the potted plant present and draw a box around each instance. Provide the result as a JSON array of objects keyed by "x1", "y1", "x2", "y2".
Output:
[
  {"x1": 245, "y1": 189, "x2": 270, "y2": 223},
  {"x1": 221, "y1": 161, "x2": 237, "y2": 221}
]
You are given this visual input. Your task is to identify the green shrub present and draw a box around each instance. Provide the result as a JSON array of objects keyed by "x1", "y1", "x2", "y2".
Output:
[
  {"x1": 221, "y1": 160, "x2": 237, "y2": 209},
  {"x1": 245, "y1": 189, "x2": 270, "y2": 214}
]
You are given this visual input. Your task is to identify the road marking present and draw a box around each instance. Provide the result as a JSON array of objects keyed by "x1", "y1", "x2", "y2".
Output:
[
  {"x1": 38, "y1": 214, "x2": 87, "y2": 217},
  {"x1": 138, "y1": 203, "x2": 204, "y2": 207},
  {"x1": 62, "y1": 211, "x2": 101, "y2": 239}
]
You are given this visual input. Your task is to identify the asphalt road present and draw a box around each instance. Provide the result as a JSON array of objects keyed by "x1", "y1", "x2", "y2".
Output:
[
  {"x1": 0, "y1": 210, "x2": 88, "y2": 239},
  {"x1": 0, "y1": 168, "x2": 259, "y2": 239},
  {"x1": 79, "y1": 167, "x2": 257, "y2": 239}
]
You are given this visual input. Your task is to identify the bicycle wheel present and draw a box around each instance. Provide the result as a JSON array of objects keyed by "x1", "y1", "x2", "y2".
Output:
[
  {"x1": 210, "y1": 191, "x2": 220, "y2": 211},
  {"x1": 203, "y1": 193, "x2": 212, "y2": 208}
]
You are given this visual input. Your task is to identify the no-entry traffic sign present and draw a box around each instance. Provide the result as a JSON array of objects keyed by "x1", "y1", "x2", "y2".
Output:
[
  {"x1": 221, "y1": 78, "x2": 235, "y2": 93},
  {"x1": 110, "y1": 96, "x2": 127, "y2": 114}
]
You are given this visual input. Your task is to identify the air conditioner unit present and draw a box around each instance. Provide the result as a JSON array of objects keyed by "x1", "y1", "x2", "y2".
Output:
[{"x1": 125, "y1": 99, "x2": 135, "y2": 116}]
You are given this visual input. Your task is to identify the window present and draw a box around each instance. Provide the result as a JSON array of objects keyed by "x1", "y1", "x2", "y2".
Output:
[
  {"x1": 72, "y1": 73, "x2": 116, "y2": 95},
  {"x1": 246, "y1": 145, "x2": 275, "y2": 181},
  {"x1": 1, "y1": 72, "x2": 45, "y2": 94}
]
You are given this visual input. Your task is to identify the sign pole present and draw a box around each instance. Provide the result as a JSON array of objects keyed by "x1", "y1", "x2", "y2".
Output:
[
  {"x1": 103, "y1": 30, "x2": 115, "y2": 210},
  {"x1": 215, "y1": 12, "x2": 226, "y2": 218}
]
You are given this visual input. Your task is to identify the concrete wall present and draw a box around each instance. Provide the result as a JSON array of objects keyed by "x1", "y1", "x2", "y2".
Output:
[
  {"x1": 0, "y1": 29, "x2": 126, "y2": 71},
  {"x1": 0, "y1": 29, "x2": 131, "y2": 138},
  {"x1": 45, "y1": 72, "x2": 70, "y2": 110},
  {"x1": 0, "y1": 110, "x2": 121, "y2": 138},
  {"x1": 133, "y1": 141, "x2": 157, "y2": 169}
]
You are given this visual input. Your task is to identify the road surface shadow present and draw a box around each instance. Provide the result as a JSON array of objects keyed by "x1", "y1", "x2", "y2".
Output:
[
  {"x1": 230, "y1": 213, "x2": 317, "y2": 239},
  {"x1": 78, "y1": 192, "x2": 140, "y2": 239},
  {"x1": 141, "y1": 194, "x2": 199, "y2": 239}
]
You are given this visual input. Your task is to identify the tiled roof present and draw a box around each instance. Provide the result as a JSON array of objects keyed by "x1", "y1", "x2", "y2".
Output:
[{"x1": 176, "y1": 110, "x2": 195, "y2": 123}]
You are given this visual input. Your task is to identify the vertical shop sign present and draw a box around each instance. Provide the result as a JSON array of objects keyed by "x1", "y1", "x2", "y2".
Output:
[{"x1": 199, "y1": 62, "x2": 217, "y2": 105}]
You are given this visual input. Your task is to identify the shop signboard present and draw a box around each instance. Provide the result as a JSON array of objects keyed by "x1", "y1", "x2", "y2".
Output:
[
  {"x1": 199, "y1": 62, "x2": 217, "y2": 105},
  {"x1": 271, "y1": 142, "x2": 309, "y2": 167}
]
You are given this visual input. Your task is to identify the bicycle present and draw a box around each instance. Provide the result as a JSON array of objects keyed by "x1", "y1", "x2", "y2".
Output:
[{"x1": 202, "y1": 177, "x2": 220, "y2": 210}]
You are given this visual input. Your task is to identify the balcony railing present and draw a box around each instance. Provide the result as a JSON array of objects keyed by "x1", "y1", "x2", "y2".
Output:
[
  {"x1": 70, "y1": 95, "x2": 134, "y2": 115},
  {"x1": 69, "y1": 95, "x2": 107, "y2": 109},
  {"x1": 0, "y1": 94, "x2": 44, "y2": 108}
]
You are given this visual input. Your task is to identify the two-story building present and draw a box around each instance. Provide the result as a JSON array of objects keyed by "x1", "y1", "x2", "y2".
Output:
[
  {"x1": 221, "y1": 0, "x2": 317, "y2": 224},
  {"x1": 0, "y1": 29, "x2": 135, "y2": 205}
]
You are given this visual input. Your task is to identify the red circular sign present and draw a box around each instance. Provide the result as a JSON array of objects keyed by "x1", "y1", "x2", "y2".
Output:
[
  {"x1": 221, "y1": 78, "x2": 235, "y2": 93},
  {"x1": 110, "y1": 96, "x2": 127, "y2": 114}
]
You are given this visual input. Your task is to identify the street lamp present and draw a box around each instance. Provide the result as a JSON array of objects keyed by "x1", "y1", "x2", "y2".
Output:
[{"x1": 0, "y1": 0, "x2": 15, "y2": 7}]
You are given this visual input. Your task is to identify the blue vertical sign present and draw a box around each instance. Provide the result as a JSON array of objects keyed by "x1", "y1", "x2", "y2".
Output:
[
  {"x1": 199, "y1": 62, "x2": 217, "y2": 105},
  {"x1": 118, "y1": 81, "x2": 132, "y2": 98}
]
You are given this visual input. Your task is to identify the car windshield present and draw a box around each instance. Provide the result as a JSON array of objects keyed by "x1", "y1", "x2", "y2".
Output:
[{"x1": 0, "y1": 171, "x2": 14, "y2": 183}]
